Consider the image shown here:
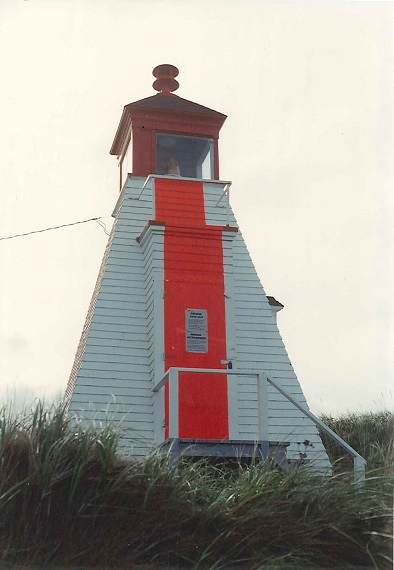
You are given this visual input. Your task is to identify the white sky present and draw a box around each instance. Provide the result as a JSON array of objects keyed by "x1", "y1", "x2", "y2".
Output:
[{"x1": 0, "y1": 0, "x2": 393, "y2": 414}]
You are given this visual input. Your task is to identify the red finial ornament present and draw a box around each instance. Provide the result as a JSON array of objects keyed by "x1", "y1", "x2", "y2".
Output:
[{"x1": 152, "y1": 64, "x2": 179, "y2": 95}]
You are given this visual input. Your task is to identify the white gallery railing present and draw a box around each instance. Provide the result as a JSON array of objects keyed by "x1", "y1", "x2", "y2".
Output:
[{"x1": 135, "y1": 175, "x2": 233, "y2": 225}]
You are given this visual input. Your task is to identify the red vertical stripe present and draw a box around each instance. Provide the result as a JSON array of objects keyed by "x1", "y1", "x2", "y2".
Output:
[{"x1": 155, "y1": 178, "x2": 228, "y2": 440}]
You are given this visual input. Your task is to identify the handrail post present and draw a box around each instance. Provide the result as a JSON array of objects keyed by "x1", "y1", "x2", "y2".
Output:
[
  {"x1": 257, "y1": 373, "x2": 269, "y2": 442},
  {"x1": 354, "y1": 455, "x2": 366, "y2": 490},
  {"x1": 215, "y1": 182, "x2": 232, "y2": 207},
  {"x1": 136, "y1": 174, "x2": 153, "y2": 200},
  {"x1": 151, "y1": 177, "x2": 156, "y2": 219},
  {"x1": 226, "y1": 184, "x2": 230, "y2": 225},
  {"x1": 168, "y1": 368, "x2": 179, "y2": 439}
]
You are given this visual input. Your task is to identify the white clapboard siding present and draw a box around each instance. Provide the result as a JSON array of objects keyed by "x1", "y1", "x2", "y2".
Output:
[
  {"x1": 66, "y1": 177, "x2": 156, "y2": 456},
  {"x1": 74, "y1": 383, "x2": 154, "y2": 396},
  {"x1": 66, "y1": 176, "x2": 331, "y2": 470},
  {"x1": 204, "y1": 182, "x2": 331, "y2": 471},
  {"x1": 76, "y1": 372, "x2": 151, "y2": 385}
]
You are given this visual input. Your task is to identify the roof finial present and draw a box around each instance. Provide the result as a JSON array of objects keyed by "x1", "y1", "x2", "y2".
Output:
[{"x1": 152, "y1": 64, "x2": 179, "y2": 95}]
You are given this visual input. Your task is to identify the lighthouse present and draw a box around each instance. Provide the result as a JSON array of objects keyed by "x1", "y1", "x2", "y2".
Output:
[{"x1": 65, "y1": 65, "x2": 332, "y2": 470}]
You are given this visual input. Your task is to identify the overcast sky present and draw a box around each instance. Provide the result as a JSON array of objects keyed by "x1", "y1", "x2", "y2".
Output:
[{"x1": 0, "y1": 0, "x2": 393, "y2": 415}]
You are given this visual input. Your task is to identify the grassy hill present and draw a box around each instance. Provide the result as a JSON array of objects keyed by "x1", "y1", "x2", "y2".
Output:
[{"x1": 0, "y1": 402, "x2": 392, "y2": 569}]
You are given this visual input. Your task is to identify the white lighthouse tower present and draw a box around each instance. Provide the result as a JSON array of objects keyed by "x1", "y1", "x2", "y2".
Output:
[{"x1": 65, "y1": 65, "x2": 333, "y2": 470}]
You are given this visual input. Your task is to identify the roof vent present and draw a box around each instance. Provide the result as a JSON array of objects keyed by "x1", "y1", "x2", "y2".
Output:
[{"x1": 152, "y1": 64, "x2": 179, "y2": 95}]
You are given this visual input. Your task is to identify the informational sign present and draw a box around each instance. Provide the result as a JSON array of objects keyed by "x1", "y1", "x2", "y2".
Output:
[{"x1": 185, "y1": 309, "x2": 208, "y2": 353}]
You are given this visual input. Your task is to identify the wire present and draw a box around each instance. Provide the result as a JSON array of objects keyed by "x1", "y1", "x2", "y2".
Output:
[
  {"x1": 0, "y1": 217, "x2": 110, "y2": 242},
  {"x1": 94, "y1": 218, "x2": 111, "y2": 236}
]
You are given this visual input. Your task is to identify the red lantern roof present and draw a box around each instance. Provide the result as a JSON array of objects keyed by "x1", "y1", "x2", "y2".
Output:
[{"x1": 110, "y1": 65, "x2": 226, "y2": 158}]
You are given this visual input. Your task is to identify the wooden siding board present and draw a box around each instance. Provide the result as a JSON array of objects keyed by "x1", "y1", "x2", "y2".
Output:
[
  {"x1": 75, "y1": 382, "x2": 153, "y2": 395},
  {"x1": 99, "y1": 275, "x2": 146, "y2": 287},
  {"x1": 96, "y1": 298, "x2": 146, "y2": 314},
  {"x1": 268, "y1": 418, "x2": 315, "y2": 427},
  {"x1": 238, "y1": 395, "x2": 304, "y2": 406},
  {"x1": 87, "y1": 328, "x2": 149, "y2": 341},
  {"x1": 69, "y1": 414, "x2": 154, "y2": 433},
  {"x1": 237, "y1": 338, "x2": 286, "y2": 348},
  {"x1": 238, "y1": 390, "x2": 302, "y2": 408},
  {"x1": 99, "y1": 284, "x2": 147, "y2": 295},
  {"x1": 83, "y1": 346, "x2": 151, "y2": 359},
  {"x1": 93, "y1": 307, "x2": 147, "y2": 319},
  {"x1": 98, "y1": 293, "x2": 147, "y2": 304},
  {"x1": 233, "y1": 282, "x2": 269, "y2": 292},
  {"x1": 79, "y1": 360, "x2": 150, "y2": 373},
  {"x1": 71, "y1": 394, "x2": 153, "y2": 408},
  {"x1": 79, "y1": 369, "x2": 151, "y2": 387},
  {"x1": 91, "y1": 315, "x2": 148, "y2": 328},
  {"x1": 85, "y1": 339, "x2": 149, "y2": 352},
  {"x1": 68, "y1": 399, "x2": 152, "y2": 413},
  {"x1": 235, "y1": 323, "x2": 278, "y2": 333},
  {"x1": 234, "y1": 306, "x2": 273, "y2": 316},
  {"x1": 234, "y1": 300, "x2": 273, "y2": 311},
  {"x1": 233, "y1": 346, "x2": 289, "y2": 357},
  {"x1": 234, "y1": 316, "x2": 276, "y2": 326},
  {"x1": 101, "y1": 268, "x2": 146, "y2": 280},
  {"x1": 85, "y1": 338, "x2": 150, "y2": 349}
]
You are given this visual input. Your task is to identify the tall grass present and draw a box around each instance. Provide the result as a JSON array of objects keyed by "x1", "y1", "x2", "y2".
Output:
[
  {"x1": 0, "y1": 402, "x2": 392, "y2": 569},
  {"x1": 320, "y1": 411, "x2": 394, "y2": 475}
]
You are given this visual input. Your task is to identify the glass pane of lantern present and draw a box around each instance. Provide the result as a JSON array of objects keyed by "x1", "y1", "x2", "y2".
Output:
[
  {"x1": 156, "y1": 134, "x2": 214, "y2": 179},
  {"x1": 120, "y1": 139, "x2": 132, "y2": 190}
]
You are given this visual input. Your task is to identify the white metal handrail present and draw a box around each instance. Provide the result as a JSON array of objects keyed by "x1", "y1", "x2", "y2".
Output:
[
  {"x1": 152, "y1": 367, "x2": 268, "y2": 441},
  {"x1": 134, "y1": 175, "x2": 233, "y2": 227},
  {"x1": 153, "y1": 367, "x2": 367, "y2": 488},
  {"x1": 265, "y1": 373, "x2": 367, "y2": 488},
  {"x1": 214, "y1": 182, "x2": 232, "y2": 225}
]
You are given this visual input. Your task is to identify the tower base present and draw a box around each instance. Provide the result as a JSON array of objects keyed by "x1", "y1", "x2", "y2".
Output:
[{"x1": 159, "y1": 438, "x2": 290, "y2": 467}]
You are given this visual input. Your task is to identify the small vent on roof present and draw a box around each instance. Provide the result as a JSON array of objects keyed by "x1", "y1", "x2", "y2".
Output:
[{"x1": 152, "y1": 64, "x2": 179, "y2": 95}]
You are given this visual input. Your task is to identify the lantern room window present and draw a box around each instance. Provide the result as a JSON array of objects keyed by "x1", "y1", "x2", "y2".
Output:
[
  {"x1": 119, "y1": 137, "x2": 132, "y2": 190},
  {"x1": 156, "y1": 134, "x2": 214, "y2": 179}
]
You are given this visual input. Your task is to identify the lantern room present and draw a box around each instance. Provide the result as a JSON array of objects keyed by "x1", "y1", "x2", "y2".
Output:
[{"x1": 109, "y1": 64, "x2": 227, "y2": 190}]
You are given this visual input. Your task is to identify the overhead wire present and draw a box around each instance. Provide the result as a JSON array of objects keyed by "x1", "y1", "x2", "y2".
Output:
[
  {"x1": 94, "y1": 218, "x2": 111, "y2": 235},
  {"x1": 0, "y1": 217, "x2": 111, "y2": 242}
]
